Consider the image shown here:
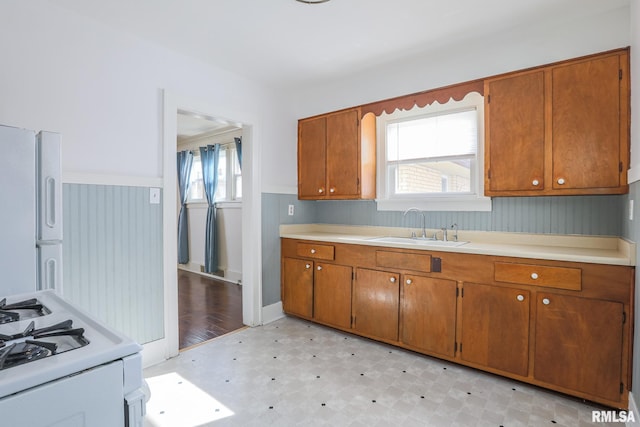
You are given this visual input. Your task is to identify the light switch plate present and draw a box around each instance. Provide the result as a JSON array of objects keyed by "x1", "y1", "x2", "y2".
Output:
[{"x1": 150, "y1": 188, "x2": 161, "y2": 204}]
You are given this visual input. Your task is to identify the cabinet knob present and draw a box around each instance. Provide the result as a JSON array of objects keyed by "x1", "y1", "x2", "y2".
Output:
[
  {"x1": 390, "y1": 277, "x2": 396, "y2": 283},
  {"x1": 542, "y1": 298, "x2": 550, "y2": 305},
  {"x1": 406, "y1": 279, "x2": 412, "y2": 285},
  {"x1": 530, "y1": 272, "x2": 539, "y2": 280},
  {"x1": 516, "y1": 294, "x2": 525, "y2": 302},
  {"x1": 532, "y1": 179, "x2": 539, "y2": 186},
  {"x1": 329, "y1": 187, "x2": 335, "y2": 193},
  {"x1": 310, "y1": 249, "x2": 316, "y2": 254},
  {"x1": 557, "y1": 178, "x2": 565, "y2": 185},
  {"x1": 318, "y1": 188, "x2": 324, "y2": 193},
  {"x1": 317, "y1": 265, "x2": 322, "y2": 271},
  {"x1": 305, "y1": 264, "x2": 311, "y2": 269}
]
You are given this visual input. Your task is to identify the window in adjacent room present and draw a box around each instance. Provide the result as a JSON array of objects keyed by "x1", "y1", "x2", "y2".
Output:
[
  {"x1": 187, "y1": 144, "x2": 241, "y2": 203},
  {"x1": 376, "y1": 91, "x2": 490, "y2": 211}
]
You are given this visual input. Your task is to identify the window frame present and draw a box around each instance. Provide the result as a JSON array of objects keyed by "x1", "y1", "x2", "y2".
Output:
[{"x1": 375, "y1": 92, "x2": 491, "y2": 212}]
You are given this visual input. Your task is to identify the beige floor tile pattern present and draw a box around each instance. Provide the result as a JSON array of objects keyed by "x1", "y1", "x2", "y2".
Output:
[{"x1": 143, "y1": 316, "x2": 624, "y2": 427}]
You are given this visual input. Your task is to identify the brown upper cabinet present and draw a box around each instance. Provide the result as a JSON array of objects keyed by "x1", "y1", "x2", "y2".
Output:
[
  {"x1": 298, "y1": 107, "x2": 376, "y2": 200},
  {"x1": 485, "y1": 48, "x2": 630, "y2": 196}
]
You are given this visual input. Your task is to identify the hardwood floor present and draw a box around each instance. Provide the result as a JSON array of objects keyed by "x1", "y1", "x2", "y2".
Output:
[{"x1": 178, "y1": 270, "x2": 244, "y2": 350}]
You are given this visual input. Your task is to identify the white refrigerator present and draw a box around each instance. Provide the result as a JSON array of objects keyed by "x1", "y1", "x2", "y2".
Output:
[{"x1": 0, "y1": 124, "x2": 62, "y2": 296}]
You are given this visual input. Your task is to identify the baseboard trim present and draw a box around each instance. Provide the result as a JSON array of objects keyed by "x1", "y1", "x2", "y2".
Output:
[
  {"x1": 177, "y1": 264, "x2": 241, "y2": 285},
  {"x1": 262, "y1": 301, "x2": 284, "y2": 325}
]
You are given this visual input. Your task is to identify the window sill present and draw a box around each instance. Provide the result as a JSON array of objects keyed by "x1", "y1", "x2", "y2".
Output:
[{"x1": 376, "y1": 196, "x2": 492, "y2": 212}]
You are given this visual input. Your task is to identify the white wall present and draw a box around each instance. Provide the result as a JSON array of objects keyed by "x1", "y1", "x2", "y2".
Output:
[
  {"x1": 0, "y1": 1, "x2": 290, "y2": 187},
  {"x1": 217, "y1": 205, "x2": 243, "y2": 282},
  {"x1": 183, "y1": 204, "x2": 242, "y2": 283}
]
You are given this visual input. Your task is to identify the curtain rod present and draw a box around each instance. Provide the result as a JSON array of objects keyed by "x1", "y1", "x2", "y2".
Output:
[{"x1": 183, "y1": 141, "x2": 237, "y2": 154}]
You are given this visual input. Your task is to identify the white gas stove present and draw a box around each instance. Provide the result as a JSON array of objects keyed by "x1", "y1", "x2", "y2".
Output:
[{"x1": 0, "y1": 290, "x2": 145, "y2": 427}]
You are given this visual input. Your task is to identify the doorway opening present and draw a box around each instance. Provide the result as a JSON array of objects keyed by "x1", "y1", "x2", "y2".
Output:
[
  {"x1": 148, "y1": 90, "x2": 262, "y2": 367},
  {"x1": 176, "y1": 110, "x2": 244, "y2": 349}
]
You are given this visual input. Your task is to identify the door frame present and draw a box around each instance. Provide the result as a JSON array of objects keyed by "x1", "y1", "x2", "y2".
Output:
[{"x1": 142, "y1": 89, "x2": 263, "y2": 366}]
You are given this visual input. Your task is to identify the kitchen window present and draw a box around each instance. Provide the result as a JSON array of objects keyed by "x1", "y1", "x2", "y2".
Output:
[
  {"x1": 187, "y1": 145, "x2": 241, "y2": 203},
  {"x1": 376, "y1": 92, "x2": 491, "y2": 211}
]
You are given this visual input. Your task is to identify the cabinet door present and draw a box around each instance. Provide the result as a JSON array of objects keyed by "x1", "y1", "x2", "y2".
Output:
[
  {"x1": 534, "y1": 293, "x2": 624, "y2": 402},
  {"x1": 552, "y1": 54, "x2": 622, "y2": 190},
  {"x1": 460, "y1": 283, "x2": 530, "y2": 376},
  {"x1": 314, "y1": 263, "x2": 353, "y2": 329},
  {"x1": 353, "y1": 268, "x2": 399, "y2": 341},
  {"x1": 298, "y1": 116, "x2": 327, "y2": 198},
  {"x1": 401, "y1": 275, "x2": 457, "y2": 357},
  {"x1": 326, "y1": 109, "x2": 360, "y2": 198},
  {"x1": 485, "y1": 71, "x2": 545, "y2": 194},
  {"x1": 282, "y1": 257, "x2": 313, "y2": 318}
]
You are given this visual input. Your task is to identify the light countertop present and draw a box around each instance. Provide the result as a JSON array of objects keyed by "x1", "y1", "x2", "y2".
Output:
[{"x1": 280, "y1": 224, "x2": 636, "y2": 266}]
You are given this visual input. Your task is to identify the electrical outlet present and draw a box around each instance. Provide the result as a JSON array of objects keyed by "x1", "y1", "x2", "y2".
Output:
[
  {"x1": 630, "y1": 200, "x2": 634, "y2": 221},
  {"x1": 150, "y1": 188, "x2": 161, "y2": 204},
  {"x1": 288, "y1": 204, "x2": 295, "y2": 216}
]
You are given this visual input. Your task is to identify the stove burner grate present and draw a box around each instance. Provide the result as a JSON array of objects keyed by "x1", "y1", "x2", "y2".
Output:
[
  {"x1": 0, "y1": 298, "x2": 48, "y2": 324},
  {"x1": 0, "y1": 319, "x2": 89, "y2": 370}
]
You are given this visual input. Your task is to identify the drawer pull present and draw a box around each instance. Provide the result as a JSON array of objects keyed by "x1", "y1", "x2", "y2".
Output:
[
  {"x1": 557, "y1": 178, "x2": 565, "y2": 185},
  {"x1": 390, "y1": 277, "x2": 396, "y2": 283},
  {"x1": 516, "y1": 294, "x2": 525, "y2": 302},
  {"x1": 317, "y1": 266, "x2": 322, "y2": 271},
  {"x1": 531, "y1": 272, "x2": 539, "y2": 280},
  {"x1": 329, "y1": 187, "x2": 335, "y2": 193},
  {"x1": 318, "y1": 188, "x2": 324, "y2": 193},
  {"x1": 310, "y1": 249, "x2": 316, "y2": 254},
  {"x1": 406, "y1": 279, "x2": 412, "y2": 285},
  {"x1": 542, "y1": 298, "x2": 550, "y2": 305},
  {"x1": 305, "y1": 264, "x2": 311, "y2": 269},
  {"x1": 532, "y1": 179, "x2": 539, "y2": 186}
]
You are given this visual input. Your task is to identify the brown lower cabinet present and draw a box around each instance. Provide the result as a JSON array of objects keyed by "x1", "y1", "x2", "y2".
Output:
[
  {"x1": 460, "y1": 283, "x2": 530, "y2": 376},
  {"x1": 282, "y1": 257, "x2": 313, "y2": 318},
  {"x1": 280, "y1": 238, "x2": 634, "y2": 409},
  {"x1": 534, "y1": 293, "x2": 625, "y2": 403},
  {"x1": 313, "y1": 263, "x2": 352, "y2": 329},
  {"x1": 401, "y1": 275, "x2": 457, "y2": 357},
  {"x1": 353, "y1": 268, "x2": 400, "y2": 342}
]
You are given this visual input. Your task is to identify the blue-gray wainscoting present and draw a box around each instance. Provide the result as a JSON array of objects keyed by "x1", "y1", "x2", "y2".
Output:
[
  {"x1": 262, "y1": 192, "x2": 624, "y2": 307},
  {"x1": 63, "y1": 184, "x2": 164, "y2": 345}
]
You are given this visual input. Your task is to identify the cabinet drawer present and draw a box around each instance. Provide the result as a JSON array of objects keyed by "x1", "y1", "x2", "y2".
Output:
[
  {"x1": 296, "y1": 242, "x2": 335, "y2": 260},
  {"x1": 494, "y1": 262, "x2": 581, "y2": 291},
  {"x1": 376, "y1": 251, "x2": 432, "y2": 273}
]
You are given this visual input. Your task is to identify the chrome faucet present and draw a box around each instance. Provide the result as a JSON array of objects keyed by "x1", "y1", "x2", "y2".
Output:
[
  {"x1": 451, "y1": 223, "x2": 459, "y2": 242},
  {"x1": 403, "y1": 207, "x2": 426, "y2": 238},
  {"x1": 440, "y1": 227, "x2": 448, "y2": 242}
]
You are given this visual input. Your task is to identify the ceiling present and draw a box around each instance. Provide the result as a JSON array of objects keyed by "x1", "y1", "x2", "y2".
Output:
[
  {"x1": 48, "y1": 0, "x2": 629, "y2": 92},
  {"x1": 177, "y1": 111, "x2": 242, "y2": 143}
]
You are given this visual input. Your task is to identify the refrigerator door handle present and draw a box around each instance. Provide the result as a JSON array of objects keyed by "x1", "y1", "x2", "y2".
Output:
[
  {"x1": 37, "y1": 131, "x2": 62, "y2": 241},
  {"x1": 45, "y1": 176, "x2": 57, "y2": 228},
  {"x1": 44, "y1": 258, "x2": 58, "y2": 291},
  {"x1": 37, "y1": 243, "x2": 63, "y2": 294}
]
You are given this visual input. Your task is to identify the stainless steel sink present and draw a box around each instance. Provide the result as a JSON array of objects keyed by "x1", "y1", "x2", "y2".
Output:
[{"x1": 365, "y1": 236, "x2": 469, "y2": 247}]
